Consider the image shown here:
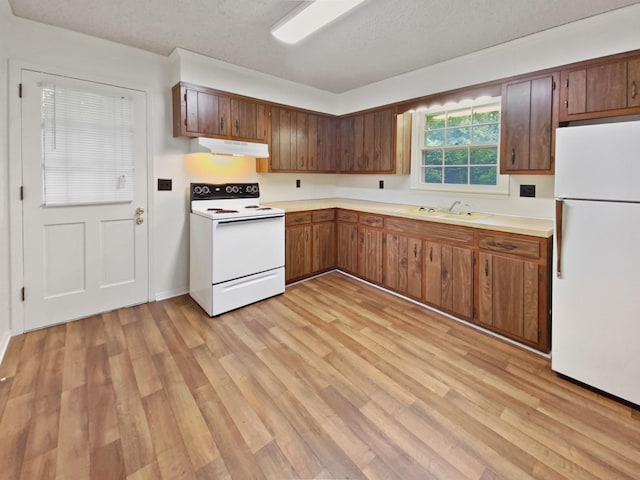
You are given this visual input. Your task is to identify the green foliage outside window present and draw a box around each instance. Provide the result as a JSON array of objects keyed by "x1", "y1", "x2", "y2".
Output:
[{"x1": 421, "y1": 102, "x2": 500, "y2": 187}]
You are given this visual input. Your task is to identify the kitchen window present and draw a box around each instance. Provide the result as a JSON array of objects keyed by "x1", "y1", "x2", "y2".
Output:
[{"x1": 410, "y1": 97, "x2": 508, "y2": 194}]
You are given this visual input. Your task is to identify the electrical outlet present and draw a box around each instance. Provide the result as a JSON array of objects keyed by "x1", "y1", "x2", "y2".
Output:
[
  {"x1": 520, "y1": 184, "x2": 536, "y2": 197},
  {"x1": 379, "y1": 180, "x2": 384, "y2": 189},
  {"x1": 295, "y1": 179, "x2": 301, "y2": 188},
  {"x1": 157, "y1": 178, "x2": 172, "y2": 191}
]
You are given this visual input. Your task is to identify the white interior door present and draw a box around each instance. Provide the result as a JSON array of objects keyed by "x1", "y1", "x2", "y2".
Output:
[{"x1": 21, "y1": 70, "x2": 149, "y2": 331}]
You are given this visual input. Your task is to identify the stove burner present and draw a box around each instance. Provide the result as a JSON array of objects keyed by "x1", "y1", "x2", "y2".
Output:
[
  {"x1": 212, "y1": 209, "x2": 239, "y2": 214},
  {"x1": 244, "y1": 205, "x2": 272, "y2": 210}
]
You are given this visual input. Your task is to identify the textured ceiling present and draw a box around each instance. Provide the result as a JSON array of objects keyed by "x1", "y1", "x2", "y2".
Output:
[{"x1": 8, "y1": 0, "x2": 640, "y2": 93}]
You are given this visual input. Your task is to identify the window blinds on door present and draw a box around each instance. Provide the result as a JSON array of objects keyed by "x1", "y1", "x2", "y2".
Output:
[{"x1": 40, "y1": 82, "x2": 135, "y2": 206}]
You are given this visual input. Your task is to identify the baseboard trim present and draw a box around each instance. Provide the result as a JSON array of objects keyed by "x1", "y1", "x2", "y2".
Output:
[
  {"x1": 0, "y1": 329, "x2": 12, "y2": 369},
  {"x1": 155, "y1": 287, "x2": 189, "y2": 302}
]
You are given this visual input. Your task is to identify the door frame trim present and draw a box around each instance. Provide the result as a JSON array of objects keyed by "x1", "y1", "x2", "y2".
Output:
[{"x1": 8, "y1": 60, "x2": 154, "y2": 334}]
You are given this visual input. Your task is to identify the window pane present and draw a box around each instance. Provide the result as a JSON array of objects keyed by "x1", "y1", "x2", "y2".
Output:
[
  {"x1": 470, "y1": 147, "x2": 498, "y2": 165},
  {"x1": 472, "y1": 124, "x2": 499, "y2": 144},
  {"x1": 473, "y1": 106, "x2": 500, "y2": 124},
  {"x1": 447, "y1": 109, "x2": 471, "y2": 127},
  {"x1": 41, "y1": 83, "x2": 134, "y2": 206},
  {"x1": 425, "y1": 130, "x2": 444, "y2": 147},
  {"x1": 446, "y1": 127, "x2": 470, "y2": 145},
  {"x1": 444, "y1": 149, "x2": 467, "y2": 165},
  {"x1": 426, "y1": 113, "x2": 445, "y2": 130},
  {"x1": 423, "y1": 150, "x2": 443, "y2": 166},
  {"x1": 444, "y1": 167, "x2": 468, "y2": 184},
  {"x1": 424, "y1": 167, "x2": 442, "y2": 184},
  {"x1": 470, "y1": 166, "x2": 497, "y2": 185}
]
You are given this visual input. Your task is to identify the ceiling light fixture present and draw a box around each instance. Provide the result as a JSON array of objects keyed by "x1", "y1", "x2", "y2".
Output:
[{"x1": 271, "y1": 0, "x2": 366, "y2": 45}]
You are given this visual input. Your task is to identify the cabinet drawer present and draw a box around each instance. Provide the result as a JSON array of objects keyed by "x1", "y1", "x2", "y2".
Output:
[
  {"x1": 385, "y1": 216, "x2": 474, "y2": 245},
  {"x1": 312, "y1": 209, "x2": 335, "y2": 222},
  {"x1": 479, "y1": 233, "x2": 540, "y2": 259},
  {"x1": 337, "y1": 210, "x2": 358, "y2": 223},
  {"x1": 359, "y1": 214, "x2": 384, "y2": 228},
  {"x1": 285, "y1": 212, "x2": 312, "y2": 226}
]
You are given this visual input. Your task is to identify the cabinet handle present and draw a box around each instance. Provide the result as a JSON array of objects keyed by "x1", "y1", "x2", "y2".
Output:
[
  {"x1": 564, "y1": 100, "x2": 568, "y2": 108},
  {"x1": 220, "y1": 117, "x2": 224, "y2": 131},
  {"x1": 511, "y1": 149, "x2": 516, "y2": 165},
  {"x1": 632, "y1": 81, "x2": 637, "y2": 100},
  {"x1": 429, "y1": 247, "x2": 433, "y2": 262},
  {"x1": 484, "y1": 259, "x2": 489, "y2": 276},
  {"x1": 489, "y1": 241, "x2": 517, "y2": 251},
  {"x1": 235, "y1": 119, "x2": 239, "y2": 133},
  {"x1": 413, "y1": 244, "x2": 417, "y2": 258}
]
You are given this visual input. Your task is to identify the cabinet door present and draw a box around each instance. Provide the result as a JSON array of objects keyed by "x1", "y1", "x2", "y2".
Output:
[
  {"x1": 313, "y1": 115, "x2": 336, "y2": 172},
  {"x1": 586, "y1": 61, "x2": 627, "y2": 113},
  {"x1": 424, "y1": 242, "x2": 473, "y2": 318},
  {"x1": 312, "y1": 222, "x2": 336, "y2": 272},
  {"x1": 628, "y1": 58, "x2": 640, "y2": 108},
  {"x1": 230, "y1": 98, "x2": 266, "y2": 141},
  {"x1": 360, "y1": 108, "x2": 395, "y2": 172},
  {"x1": 384, "y1": 233, "x2": 422, "y2": 299},
  {"x1": 184, "y1": 89, "x2": 229, "y2": 136},
  {"x1": 357, "y1": 226, "x2": 383, "y2": 284},
  {"x1": 502, "y1": 81, "x2": 531, "y2": 171},
  {"x1": 337, "y1": 222, "x2": 358, "y2": 273},
  {"x1": 270, "y1": 107, "x2": 295, "y2": 170},
  {"x1": 478, "y1": 253, "x2": 539, "y2": 344},
  {"x1": 502, "y1": 75, "x2": 554, "y2": 172},
  {"x1": 337, "y1": 117, "x2": 356, "y2": 172},
  {"x1": 372, "y1": 108, "x2": 395, "y2": 172},
  {"x1": 285, "y1": 225, "x2": 312, "y2": 282}
]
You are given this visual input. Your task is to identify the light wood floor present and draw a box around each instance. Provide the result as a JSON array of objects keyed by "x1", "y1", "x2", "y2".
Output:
[{"x1": 0, "y1": 272, "x2": 639, "y2": 479}]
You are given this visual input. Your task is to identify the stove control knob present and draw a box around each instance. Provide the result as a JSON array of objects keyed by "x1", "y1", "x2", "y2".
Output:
[{"x1": 225, "y1": 186, "x2": 232, "y2": 193}]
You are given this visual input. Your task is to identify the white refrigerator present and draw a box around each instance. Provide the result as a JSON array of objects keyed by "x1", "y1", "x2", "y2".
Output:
[{"x1": 553, "y1": 120, "x2": 640, "y2": 406}]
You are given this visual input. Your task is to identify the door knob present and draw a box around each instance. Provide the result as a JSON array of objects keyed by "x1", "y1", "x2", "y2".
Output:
[
  {"x1": 136, "y1": 217, "x2": 144, "y2": 225},
  {"x1": 135, "y1": 207, "x2": 145, "y2": 215}
]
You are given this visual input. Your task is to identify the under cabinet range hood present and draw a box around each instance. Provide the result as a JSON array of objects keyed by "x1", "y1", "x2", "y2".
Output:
[{"x1": 190, "y1": 137, "x2": 269, "y2": 158}]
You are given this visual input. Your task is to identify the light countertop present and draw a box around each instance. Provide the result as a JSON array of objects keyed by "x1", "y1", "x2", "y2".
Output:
[{"x1": 265, "y1": 198, "x2": 553, "y2": 237}]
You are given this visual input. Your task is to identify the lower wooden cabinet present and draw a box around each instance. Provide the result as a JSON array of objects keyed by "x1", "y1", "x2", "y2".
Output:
[
  {"x1": 337, "y1": 210, "x2": 358, "y2": 274},
  {"x1": 383, "y1": 233, "x2": 422, "y2": 300},
  {"x1": 477, "y1": 232, "x2": 550, "y2": 351},
  {"x1": 479, "y1": 253, "x2": 539, "y2": 341},
  {"x1": 285, "y1": 210, "x2": 336, "y2": 283},
  {"x1": 424, "y1": 242, "x2": 474, "y2": 319},
  {"x1": 312, "y1": 213, "x2": 336, "y2": 272},
  {"x1": 285, "y1": 222, "x2": 312, "y2": 282},
  {"x1": 357, "y1": 226, "x2": 383, "y2": 284}
]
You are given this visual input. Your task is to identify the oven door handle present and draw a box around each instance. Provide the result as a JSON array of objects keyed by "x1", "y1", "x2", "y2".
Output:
[{"x1": 216, "y1": 215, "x2": 284, "y2": 225}]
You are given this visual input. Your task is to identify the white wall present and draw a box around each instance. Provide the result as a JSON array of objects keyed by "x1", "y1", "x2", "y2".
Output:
[{"x1": 2, "y1": 0, "x2": 640, "y2": 340}]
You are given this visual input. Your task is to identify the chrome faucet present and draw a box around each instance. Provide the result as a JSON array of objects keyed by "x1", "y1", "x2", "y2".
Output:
[{"x1": 448, "y1": 200, "x2": 461, "y2": 212}]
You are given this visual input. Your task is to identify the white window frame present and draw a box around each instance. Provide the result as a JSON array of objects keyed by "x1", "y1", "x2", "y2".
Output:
[{"x1": 410, "y1": 97, "x2": 509, "y2": 195}]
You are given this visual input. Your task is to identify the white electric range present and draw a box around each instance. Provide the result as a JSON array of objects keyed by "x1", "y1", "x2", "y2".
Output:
[{"x1": 189, "y1": 182, "x2": 285, "y2": 316}]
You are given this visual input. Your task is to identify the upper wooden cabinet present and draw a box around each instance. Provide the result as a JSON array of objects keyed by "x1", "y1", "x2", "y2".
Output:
[
  {"x1": 337, "y1": 107, "x2": 397, "y2": 173},
  {"x1": 172, "y1": 82, "x2": 268, "y2": 142},
  {"x1": 261, "y1": 107, "x2": 336, "y2": 172},
  {"x1": 559, "y1": 52, "x2": 640, "y2": 122},
  {"x1": 500, "y1": 73, "x2": 558, "y2": 174}
]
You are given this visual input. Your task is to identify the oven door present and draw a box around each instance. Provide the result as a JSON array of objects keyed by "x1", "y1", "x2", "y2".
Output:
[{"x1": 211, "y1": 214, "x2": 285, "y2": 284}]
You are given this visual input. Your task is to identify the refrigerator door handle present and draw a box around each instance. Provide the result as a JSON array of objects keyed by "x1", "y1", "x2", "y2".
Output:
[{"x1": 555, "y1": 199, "x2": 564, "y2": 278}]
